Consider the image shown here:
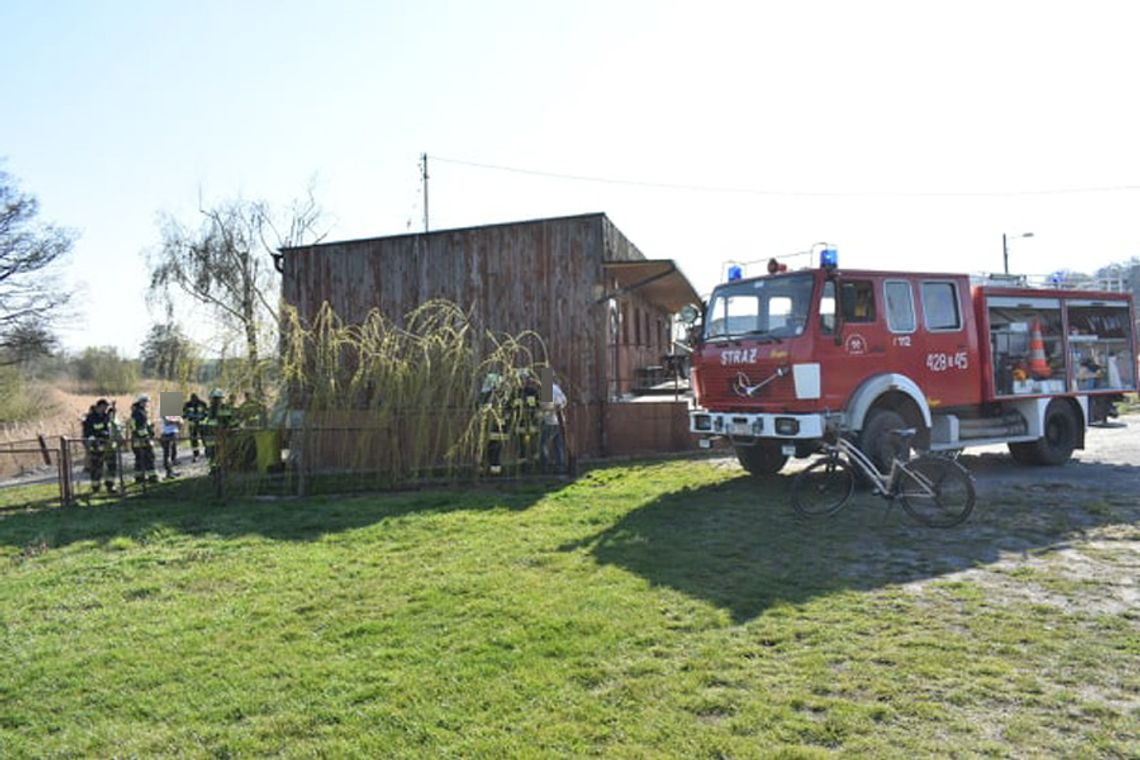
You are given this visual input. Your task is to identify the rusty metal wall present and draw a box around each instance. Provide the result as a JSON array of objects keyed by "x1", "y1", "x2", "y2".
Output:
[{"x1": 281, "y1": 213, "x2": 655, "y2": 456}]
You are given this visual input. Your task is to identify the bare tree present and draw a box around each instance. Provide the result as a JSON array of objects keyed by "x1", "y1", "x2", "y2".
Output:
[
  {"x1": 148, "y1": 190, "x2": 323, "y2": 399},
  {"x1": 0, "y1": 170, "x2": 75, "y2": 340}
]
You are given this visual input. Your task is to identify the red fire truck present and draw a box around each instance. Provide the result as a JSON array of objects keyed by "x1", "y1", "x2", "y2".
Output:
[{"x1": 684, "y1": 249, "x2": 1138, "y2": 474}]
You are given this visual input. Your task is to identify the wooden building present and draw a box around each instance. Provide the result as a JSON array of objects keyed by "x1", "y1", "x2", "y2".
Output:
[{"x1": 278, "y1": 212, "x2": 700, "y2": 458}]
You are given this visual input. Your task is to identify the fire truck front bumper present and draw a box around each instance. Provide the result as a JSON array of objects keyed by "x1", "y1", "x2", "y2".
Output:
[{"x1": 690, "y1": 410, "x2": 827, "y2": 449}]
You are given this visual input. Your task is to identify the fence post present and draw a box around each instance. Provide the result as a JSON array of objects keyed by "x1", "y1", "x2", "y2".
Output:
[
  {"x1": 38, "y1": 434, "x2": 53, "y2": 466},
  {"x1": 58, "y1": 436, "x2": 72, "y2": 507},
  {"x1": 115, "y1": 445, "x2": 125, "y2": 498},
  {"x1": 213, "y1": 429, "x2": 225, "y2": 501}
]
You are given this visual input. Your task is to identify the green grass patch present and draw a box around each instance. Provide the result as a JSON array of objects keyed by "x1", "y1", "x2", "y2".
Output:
[{"x1": 1, "y1": 460, "x2": 1137, "y2": 756}]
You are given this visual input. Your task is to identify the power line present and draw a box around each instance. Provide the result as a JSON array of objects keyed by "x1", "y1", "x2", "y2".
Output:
[{"x1": 429, "y1": 155, "x2": 1140, "y2": 199}]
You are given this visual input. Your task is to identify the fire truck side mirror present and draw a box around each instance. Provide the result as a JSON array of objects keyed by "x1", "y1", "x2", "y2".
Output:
[{"x1": 678, "y1": 304, "x2": 700, "y2": 325}]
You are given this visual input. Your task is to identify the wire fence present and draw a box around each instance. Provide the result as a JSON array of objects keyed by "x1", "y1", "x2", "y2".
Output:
[
  {"x1": 0, "y1": 436, "x2": 57, "y2": 479},
  {"x1": 3, "y1": 418, "x2": 575, "y2": 509}
]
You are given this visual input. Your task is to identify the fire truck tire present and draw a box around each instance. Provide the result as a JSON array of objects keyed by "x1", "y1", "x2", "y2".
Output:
[
  {"x1": 858, "y1": 408, "x2": 911, "y2": 474},
  {"x1": 1007, "y1": 442, "x2": 1039, "y2": 465},
  {"x1": 736, "y1": 443, "x2": 789, "y2": 476},
  {"x1": 1027, "y1": 400, "x2": 1080, "y2": 466}
]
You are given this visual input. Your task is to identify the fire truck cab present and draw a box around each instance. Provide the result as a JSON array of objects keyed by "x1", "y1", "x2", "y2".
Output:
[{"x1": 685, "y1": 250, "x2": 1138, "y2": 475}]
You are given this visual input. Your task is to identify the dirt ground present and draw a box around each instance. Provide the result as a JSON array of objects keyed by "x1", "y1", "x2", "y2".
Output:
[
  {"x1": 964, "y1": 416, "x2": 1140, "y2": 493},
  {"x1": 814, "y1": 416, "x2": 1140, "y2": 623},
  {"x1": 700, "y1": 414, "x2": 1140, "y2": 623},
  {"x1": 929, "y1": 417, "x2": 1140, "y2": 617}
]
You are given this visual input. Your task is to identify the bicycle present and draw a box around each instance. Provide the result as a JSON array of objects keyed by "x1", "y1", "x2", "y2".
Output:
[{"x1": 791, "y1": 428, "x2": 976, "y2": 527}]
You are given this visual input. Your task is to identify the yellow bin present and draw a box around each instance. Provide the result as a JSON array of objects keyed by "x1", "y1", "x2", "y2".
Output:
[{"x1": 253, "y1": 430, "x2": 281, "y2": 472}]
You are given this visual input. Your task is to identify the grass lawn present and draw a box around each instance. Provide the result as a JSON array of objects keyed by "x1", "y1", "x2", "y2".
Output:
[{"x1": 1, "y1": 460, "x2": 1137, "y2": 757}]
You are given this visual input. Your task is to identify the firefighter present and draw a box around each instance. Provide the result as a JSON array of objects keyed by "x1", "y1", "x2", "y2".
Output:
[
  {"x1": 160, "y1": 414, "x2": 182, "y2": 479},
  {"x1": 81, "y1": 404, "x2": 95, "y2": 475},
  {"x1": 129, "y1": 394, "x2": 159, "y2": 483},
  {"x1": 82, "y1": 398, "x2": 118, "y2": 493},
  {"x1": 203, "y1": 389, "x2": 236, "y2": 470},
  {"x1": 182, "y1": 392, "x2": 208, "y2": 462},
  {"x1": 479, "y1": 373, "x2": 507, "y2": 475},
  {"x1": 513, "y1": 370, "x2": 542, "y2": 469},
  {"x1": 236, "y1": 393, "x2": 265, "y2": 428}
]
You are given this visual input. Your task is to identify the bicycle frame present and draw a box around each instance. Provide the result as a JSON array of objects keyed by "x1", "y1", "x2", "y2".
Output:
[
  {"x1": 795, "y1": 429, "x2": 975, "y2": 526},
  {"x1": 829, "y1": 438, "x2": 892, "y2": 493},
  {"x1": 826, "y1": 437, "x2": 938, "y2": 501}
]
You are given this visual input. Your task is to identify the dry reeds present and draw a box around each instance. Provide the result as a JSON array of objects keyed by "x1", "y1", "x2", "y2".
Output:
[{"x1": 279, "y1": 299, "x2": 548, "y2": 485}]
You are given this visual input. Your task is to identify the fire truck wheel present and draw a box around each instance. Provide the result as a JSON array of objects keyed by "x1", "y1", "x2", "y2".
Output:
[
  {"x1": 859, "y1": 408, "x2": 911, "y2": 474},
  {"x1": 736, "y1": 443, "x2": 789, "y2": 476},
  {"x1": 1007, "y1": 441, "x2": 1039, "y2": 465},
  {"x1": 1030, "y1": 400, "x2": 1080, "y2": 466}
]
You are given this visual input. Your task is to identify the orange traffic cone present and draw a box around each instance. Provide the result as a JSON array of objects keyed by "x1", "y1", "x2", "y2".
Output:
[{"x1": 1028, "y1": 320, "x2": 1052, "y2": 379}]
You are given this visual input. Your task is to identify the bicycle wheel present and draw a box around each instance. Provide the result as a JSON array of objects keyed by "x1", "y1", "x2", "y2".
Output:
[
  {"x1": 792, "y1": 454, "x2": 855, "y2": 517},
  {"x1": 898, "y1": 456, "x2": 976, "y2": 527}
]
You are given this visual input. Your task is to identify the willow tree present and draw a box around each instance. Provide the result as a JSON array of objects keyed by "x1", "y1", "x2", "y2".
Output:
[{"x1": 148, "y1": 191, "x2": 322, "y2": 399}]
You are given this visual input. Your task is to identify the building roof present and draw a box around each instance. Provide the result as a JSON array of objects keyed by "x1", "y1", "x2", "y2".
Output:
[
  {"x1": 279, "y1": 211, "x2": 701, "y2": 313},
  {"x1": 602, "y1": 260, "x2": 702, "y2": 312},
  {"x1": 279, "y1": 211, "x2": 611, "y2": 252}
]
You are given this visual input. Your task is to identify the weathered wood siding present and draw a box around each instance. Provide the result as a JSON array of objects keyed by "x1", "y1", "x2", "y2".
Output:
[
  {"x1": 281, "y1": 213, "x2": 653, "y2": 456},
  {"x1": 603, "y1": 401, "x2": 695, "y2": 456}
]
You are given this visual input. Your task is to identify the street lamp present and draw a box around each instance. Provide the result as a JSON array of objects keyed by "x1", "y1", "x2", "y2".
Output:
[{"x1": 1002, "y1": 232, "x2": 1034, "y2": 275}]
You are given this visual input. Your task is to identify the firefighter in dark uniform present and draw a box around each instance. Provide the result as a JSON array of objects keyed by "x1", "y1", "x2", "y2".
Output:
[
  {"x1": 129, "y1": 394, "x2": 159, "y2": 483},
  {"x1": 203, "y1": 388, "x2": 236, "y2": 471},
  {"x1": 82, "y1": 398, "x2": 118, "y2": 493},
  {"x1": 182, "y1": 392, "x2": 208, "y2": 462},
  {"x1": 513, "y1": 371, "x2": 542, "y2": 469},
  {"x1": 480, "y1": 373, "x2": 507, "y2": 475}
]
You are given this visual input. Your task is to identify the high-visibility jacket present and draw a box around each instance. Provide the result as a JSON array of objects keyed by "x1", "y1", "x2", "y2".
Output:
[
  {"x1": 183, "y1": 398, "x2": 208, "y2": 423},
  {"x1": 83, "y1": 410, "x2": 118, "y2": 449},
  {"x1": 204, "y1": 403, "x2": 235, "y2": 435},
  {"x1": 130, "y1": 405, "x2": 155, "y2": 446}
]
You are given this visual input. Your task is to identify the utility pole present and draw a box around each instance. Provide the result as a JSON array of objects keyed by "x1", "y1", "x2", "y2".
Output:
[
  {"x1": 420, "y1": 153, "x2": 429, "y2": 233},
  {"x1": 1002, "y1": 231, "x2": 1033, "y2": 275},
  {"x1": 1002, "y1": 233, "x2": 1008, "y2": 275}
]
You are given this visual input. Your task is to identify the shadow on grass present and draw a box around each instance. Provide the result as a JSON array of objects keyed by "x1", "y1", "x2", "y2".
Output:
[
  {"x1": 0, "y1": 484, "x2": 64, "y2": 514},
  {"x1": 0, "y1": 474, "x2": 563, "y2": 552},
  {"x1": 565, "y1": 461, "x2": 1140, "y2": 624}
]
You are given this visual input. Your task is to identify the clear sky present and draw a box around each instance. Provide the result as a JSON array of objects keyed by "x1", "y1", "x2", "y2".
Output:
[{"x1": 3, "y1": 0, "x2": 1138, "y2": 356}]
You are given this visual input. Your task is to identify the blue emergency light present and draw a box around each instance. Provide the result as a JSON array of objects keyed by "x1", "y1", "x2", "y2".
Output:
[
  {"x1": 727, "y1": 264, "x2": 743, "y2": 282},
  {"x1": 820, "y1": 247, "x2": 838, "y2": 270}
]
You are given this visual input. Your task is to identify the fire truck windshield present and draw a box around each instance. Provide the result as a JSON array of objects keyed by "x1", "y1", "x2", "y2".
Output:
[{"x1": 704, "y1": 273, "x2": 814, "y2": 341}]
